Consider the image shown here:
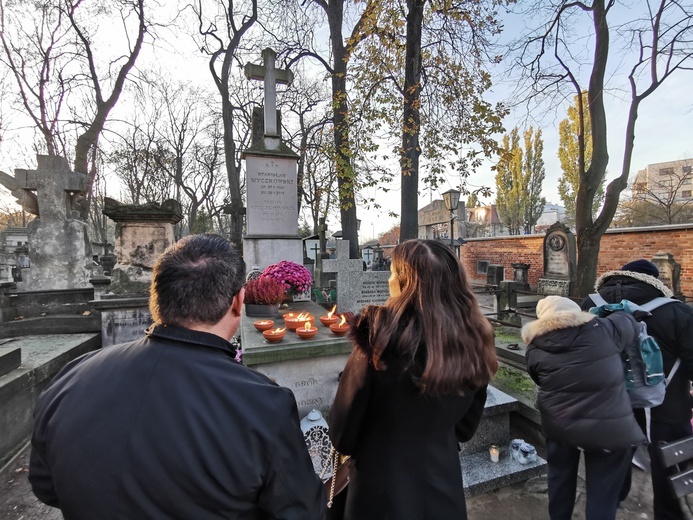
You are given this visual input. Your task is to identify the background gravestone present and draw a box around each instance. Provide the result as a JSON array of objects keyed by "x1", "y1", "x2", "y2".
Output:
[
  {"x1": 537, "y1": 222, "x2": 576, "y2": 296},
  {"x1": 323, "y1": 239, "x2": 390, "y2": 314},
  {"x1": 102, "y1": 198, "x2": 183, "y2": 295},
  {"x1": 0, "y1": 155, "x2": 92, "y2": 291},
  {"x1": 651, "y1": 251, "x2": 683, "y2": 299}
]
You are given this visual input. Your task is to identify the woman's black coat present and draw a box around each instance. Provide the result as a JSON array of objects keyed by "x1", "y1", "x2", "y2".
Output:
[{"x1": 329, "y1": 307, "x2": 487, "y2": 520}]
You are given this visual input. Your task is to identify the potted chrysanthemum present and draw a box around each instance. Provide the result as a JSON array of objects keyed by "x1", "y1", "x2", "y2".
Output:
[{"x1": 262, "y1": 261, "x2": 313, "y2": 305}]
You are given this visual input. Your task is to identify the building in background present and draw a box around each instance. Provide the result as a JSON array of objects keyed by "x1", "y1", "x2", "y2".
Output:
[
  {"x1": 0, "y1": 226, "x2": 28, "y2": 282},
  {"x1": 633, "y1": 158, "x2": 693, "y2": 202},
  {"x1": 418, "y1": 199, "x2": 466, "y2": 241},
  {"x1": 465, "y1": 204, "x2": 505, "y2": 237},
  {"x1": 535, "y1": 203, "x2": 567, "y2": 233}
]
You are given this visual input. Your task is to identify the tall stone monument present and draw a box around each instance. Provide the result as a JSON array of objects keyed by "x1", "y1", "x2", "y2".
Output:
[
  {"x1": 101, "y1": 198, "x2": 183, "y2": 295},
  {"x1": 242, "y1": 48, "x2": 302, "y2": 269},
  {"x1": 537, "y1": 222, "x2": 576, "y2": 296},
  {"x1": 0, "y1": 155, "x2": 91, "y2": 290}
]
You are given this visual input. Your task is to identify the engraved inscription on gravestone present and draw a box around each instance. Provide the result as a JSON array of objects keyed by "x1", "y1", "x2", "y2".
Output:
[
  {"x1": 250, "y1": 355, "x2": 349, "y2": 417},
  {"x1": 546, "y1": 233, "x2": 568, "y2": 276},
  {"x1": 246, "y1": 156, "x2": 298, "y2": 236},
  {"x1": 355, "y1": 279, "x2": 391, "y2": 308}
]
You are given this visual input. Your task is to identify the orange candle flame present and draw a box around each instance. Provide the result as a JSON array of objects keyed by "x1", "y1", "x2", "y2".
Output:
[
  {"x1": 296, "y1": 312, "x2": 310, "y2": 320},
  {"x1": 327, "y1": 305, "x2": 337, "y2": 318},
  {"x1": 270, "y1": 327, "x2": 286, "y2": 334},
  {"x1": 338, "y1": 314, "x2": 347, "y2": 327},
  {"x1": 258, "y1": 320, "x2": 271, "y2": 325},
  {"x1": 304, "y1": 321, "x2": 312, "y2": 331}
]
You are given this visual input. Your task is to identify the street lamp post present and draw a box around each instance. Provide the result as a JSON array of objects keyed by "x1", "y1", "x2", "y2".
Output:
[{"x1": 441, "y1": 189, "x2": 461, "y2": 250}]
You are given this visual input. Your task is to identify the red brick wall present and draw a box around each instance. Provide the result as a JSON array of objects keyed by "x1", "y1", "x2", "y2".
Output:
[{"x1": 460, "y1": 225, "x2": 693, "y2": 296}]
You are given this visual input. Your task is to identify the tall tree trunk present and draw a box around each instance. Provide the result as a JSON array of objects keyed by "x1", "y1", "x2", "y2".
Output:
[
  {"x1": 327, "y1": 0, "x2": 359, "y2": 258},
  {"x1": 573, "y1": 0, "x2": 610, "y2": 297},
  {"x1": 222, "y1": 92, "x2": 244, "y2": 248},
  {"x1": 400, "y1": 0, "x2": 425, "y2": 242}
]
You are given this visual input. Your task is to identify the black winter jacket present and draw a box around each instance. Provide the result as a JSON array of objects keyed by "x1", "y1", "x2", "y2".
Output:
[
  {"x1": 29, "y1": 325, "x2": 325, "y2": 520},
  {"x1": 329, "y1": 306, "x2": 487, "y2": 520},
  {"x1": 581, "y1": 271, "x2": 693, "y2": 424},
  {"x1": 524, "y1": 310, "x2": 646, "y2": 451}
]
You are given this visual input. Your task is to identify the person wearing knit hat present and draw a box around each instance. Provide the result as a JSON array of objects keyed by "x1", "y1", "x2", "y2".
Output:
[
  {"x1": 581, "y1": 261, "x2": 693, "y2": 519},
  {"x1": 621, "y1": 259, "x2": 660, "y2": 279},
  {"x1": 524, "y1": 296, "x2": 645, "y2": 520}
]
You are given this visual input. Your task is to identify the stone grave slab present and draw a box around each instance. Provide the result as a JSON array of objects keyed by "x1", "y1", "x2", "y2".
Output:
[
  {"x1": 459, "y1": 386, "x2": 547, "y2": 496},
  {"x1": 241, "y1": 301, "x2": 352, "y2": 418},
  {"x1": 0, "y1": 344, "x2": 21, "y2": 377},
  {"x1": 0, "y1": 333, "x2": 100, "y2": 465}
]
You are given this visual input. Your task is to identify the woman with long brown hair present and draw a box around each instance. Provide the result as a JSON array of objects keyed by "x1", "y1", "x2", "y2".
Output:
[{"x1": 329, "y1": 239, "x2": 498, "y2": 520}]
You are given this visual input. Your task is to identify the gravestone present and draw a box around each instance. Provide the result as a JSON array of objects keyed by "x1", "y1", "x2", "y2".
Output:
[
  {"x1": 537, "y1": 222, "x2": 576, "y2": 296},
  {"x1": 102, "y1": 198, "x2": 183, "y2": 295},
  {"x1": 512, "y1": 262, "x2": 531, "y2": 290},
  {"x1": 323, "y1": 240, "x2": 390, "y2": 314},
  {"x1": 486, "y1": 265, "x2": 504, "y2": 285},
  {"x1": 0, "y1": 155, "x2": 91, "y2": 290},
  {"x1": 93, "y1": 198, "x2": 182, "y2": 348},
  {"x1": 651, "y1": 251, "x2": 683, "y2": 298},
  {"x1": 242, "y1": 48, "x2": 302, "y2": 269}
]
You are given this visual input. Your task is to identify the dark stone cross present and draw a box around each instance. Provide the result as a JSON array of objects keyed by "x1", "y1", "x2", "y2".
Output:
[
  {"x1": 244, "y1": 48, "x2": 294, "y2": 137},
  {"x1": 310, "y1": 242, "x2": 321, "y2": 261},
  {"x1": 318, "y1": 217, "x2": 328, "y2": 254}
]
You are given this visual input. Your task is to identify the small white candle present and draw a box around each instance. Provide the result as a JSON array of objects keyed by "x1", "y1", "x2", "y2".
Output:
[{"x1": 489, "y1": 445, "x2": 499, "y2": 463}]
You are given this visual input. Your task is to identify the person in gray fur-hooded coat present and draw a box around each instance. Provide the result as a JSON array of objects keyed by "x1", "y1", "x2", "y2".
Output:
[
  {"x1": 582, "y1": 259, "x2": 693, "y2": 519},
  {"x1": 523, "y1": 295, "x2": 646, "y2": 520}
]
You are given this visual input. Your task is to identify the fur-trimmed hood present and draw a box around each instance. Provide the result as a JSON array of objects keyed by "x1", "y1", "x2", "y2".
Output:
[
  {"x1": 595, "y1": 270, "x2": 673, "y2": 298},
  {"x1": 522, "y1": 296, "x2": 596, "y2": 344}
]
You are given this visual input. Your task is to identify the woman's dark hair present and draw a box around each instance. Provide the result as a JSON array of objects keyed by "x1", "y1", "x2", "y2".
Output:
[
  {"x1": 371, "y1": 239, "x2": 497, "y2": 395},
  {"x1": 149, "y1": 234, "x2": 246, "y2": 327}
]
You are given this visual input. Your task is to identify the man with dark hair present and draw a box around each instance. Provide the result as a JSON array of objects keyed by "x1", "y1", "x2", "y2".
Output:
[
  {"x1": 582, "y1": 259, "x2": 693, "y2": 519},
  {"x1": 29, "y1": 234, "x2": 326, "y2": 520}
]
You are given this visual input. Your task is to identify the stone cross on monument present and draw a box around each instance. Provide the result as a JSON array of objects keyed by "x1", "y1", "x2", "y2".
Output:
[
  {"x1": 15, "y1": 158, "x2": 88, "y2": 222},
  {"x1": 0, "y1": 155, "x2": 92, "y2": 290},
  {"x1": 244, "y1": 48, "x2": 294, "y2": 137}
]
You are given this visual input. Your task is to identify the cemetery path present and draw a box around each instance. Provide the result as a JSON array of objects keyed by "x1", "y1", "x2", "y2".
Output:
[
  {"x1": 0, "y1": 441, "x2": 60, "y2": 520},
  {"x1": 1, "y1": 438, "x2": 656, "y2": 520}
]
